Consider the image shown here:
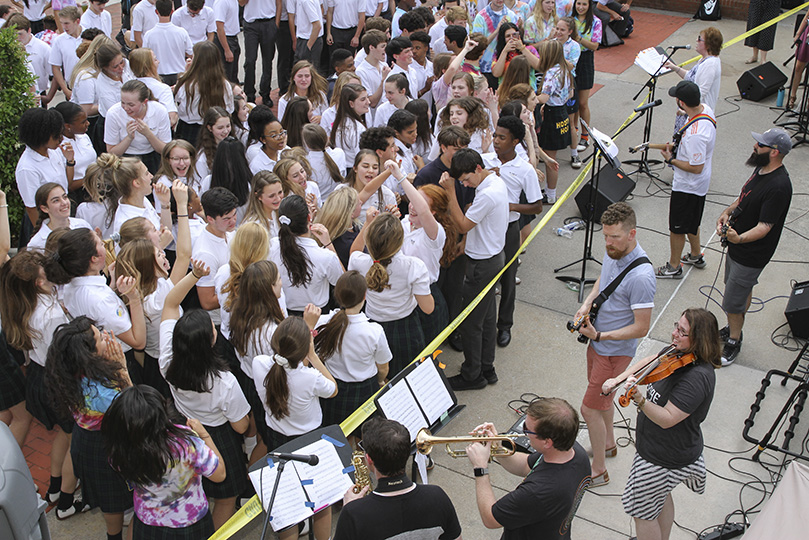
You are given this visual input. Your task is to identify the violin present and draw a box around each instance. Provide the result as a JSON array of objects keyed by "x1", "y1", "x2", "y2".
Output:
[{"x1": 602, "y1": 345, "x2": 698, "y2": 407}]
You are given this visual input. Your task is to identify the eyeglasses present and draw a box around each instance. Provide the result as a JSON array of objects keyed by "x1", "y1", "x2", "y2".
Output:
[
  {"x1": 264, "y1": 130, "x2": 287, "y2": 140},
  {"x1": 523, "y1": 428, "x2": 538, "y2": 436},
  {"x1": 169, "y1": 156, "x2": 191, "y2": 162},
  {"x1": 357, "y1": 440, "x2": 365, "y2": 452},
  {"x1": 673, "y1": 322, "x2": 689, "y2": 337},
  {"x1": 697, "y1": 36, "x2": 704, "y2": 42}
]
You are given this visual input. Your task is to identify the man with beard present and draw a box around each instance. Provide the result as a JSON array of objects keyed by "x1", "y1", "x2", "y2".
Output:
[
  {"x1": 715, "y1": 129, "x2": 793, "y2": 366},
  {"x1": 573, "y1": 202, "x2": 656, "y2": 488}
]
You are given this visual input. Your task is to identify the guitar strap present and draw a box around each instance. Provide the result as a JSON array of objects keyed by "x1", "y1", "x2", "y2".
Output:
[
  {"x1": 591, "y1": 257, "x2": 652, "y2": 315},
  {"x1": 672, "y1": 113, "x2": 717, "y2": 153}
]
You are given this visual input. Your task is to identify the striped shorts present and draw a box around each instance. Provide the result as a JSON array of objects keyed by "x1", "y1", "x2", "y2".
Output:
[{"x1": 622, "y1": 453, "x2": 706, "y2": 521}]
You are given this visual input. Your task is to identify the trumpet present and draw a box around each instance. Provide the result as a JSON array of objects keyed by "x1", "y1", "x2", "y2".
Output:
[{"x1": 415, "y1": 428, "x2": 519, "y2": 458}]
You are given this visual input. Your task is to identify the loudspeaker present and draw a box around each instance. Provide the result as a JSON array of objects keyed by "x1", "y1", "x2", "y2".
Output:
[
  {"x1": 785, "y1": 281, "x2": 809, "y2": 339},
  {"x1": 737, "y1": 62, "x2": 788, "y2": 102},
  {"x1": 575, "y1": 165, "x2": 635, "y2": 223}
]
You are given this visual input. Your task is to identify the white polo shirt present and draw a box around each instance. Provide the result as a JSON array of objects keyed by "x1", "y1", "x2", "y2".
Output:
[
  {"x1": 482, "y1": 154, "x2": 542, "y2": 223},
  {"x1": 65, "y1": 134, "x2": 97, "y2": 181},
  {"x1": 333, "y1": 117, "x2": 366, "y2": 167},
  {"x1": 159, "y1": 319, "x2": 251, "y2": 427},
  {"x1": 15, "y1": 147, "x2": 68, "y2": 208},
  {"x1": 27, "y1": 217, "x2": 92, "y2": 252},
  {"x1": 192, "y1": 228, "x2": 235, "y2": 324},
  {"x1": 172, "y1": 5, "x2": 216, "y2": 43},
  {"x1": 132, "y1": 0, "x2": 160, "y2": 36},
  {"x1": 306, "y1": 148, "x2": 345, "y2": 199},
  {"x1": 113, "y1": 198, "x2": 161, "y2": 237},
  {"x1": 253, "y1": 354, "x2": 335, "y2": 435},
  {"x1": 387, "y1": 64, "x2": 420, "y2": 103},
  {"x1": 401, "y1": 215, "x2": 446, "y2": 284},
  {"x1": 49, "y1": 31, "x2": 82, "y2": 83},
  {"x1": 143, "y1": 277, "x2": 177, "y2": 358},
  {"x1": 372, "y1": 100, "x2": 400, "y2": 129},
  {"x1": 71, "y1": 71, "x2": 97, "y2": 107},
  {"x1": 315, "y1": 311, "x2": 391, "y2": 382},
  {"x1": 143, "y1": 22, "x2": 194, "y2": 75},
  {"x1": 137, "y1": 77, "x2": 179, "y2": 114},
  {"x1": 364, "y1": 0, "x2": 385, "y2": 17},
  {"x1": 348, "y1": 251, "x2": 431, "y2": 321},
  {"x1": 214, "y1": 0, "x2": 241, "y2": 36},
  {"x1": 327, "y1": 0, "x2": 363, "y2": 30},
  {"x1": 96, "y1": 69, "x2": 134, "y2": 117},
  {"x1": 29, "y1": 293, "x2": 70, "y2": 366},
  {"x1": 294, "y1": 0, "x2": 324, "y2": 40},
  {"x1": 244, "y1": 0, "x2": 277, "y2": 22},
  {"x1": 105, "y1": 101, "x2": 172, "y2": 155},
  {"x1": 269, "y1": 236, "x2": 344, "y2": 311},
  {"x1": 63, "y1": 275, "x2": 133, "y2": 352},
  {"x1": 25, "y1": 36, "x2": 51, "y2": 93},
  {"x1": 81, "y1": 8, "x2": 113, "y2": 37},
  {"x1": 77, "y1": 201, "x2": 112, "y2": 239},
  {"x1": 464, "y1": 173, "x2": 509, "y2": 260},
  {"x1": 213, "y1": 264, "x2": 234, "y2": 339},
  {"x1": 21, "y1": 0, "x2": 48, "y2": 22},
  {"x1": 429, "y1": 16, "x2": 449, "y2": 55}
]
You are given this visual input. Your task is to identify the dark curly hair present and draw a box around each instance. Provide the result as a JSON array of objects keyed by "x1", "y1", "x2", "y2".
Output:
[{"x1": 19, "y1": 108, "x2": 64, "y2": 149}]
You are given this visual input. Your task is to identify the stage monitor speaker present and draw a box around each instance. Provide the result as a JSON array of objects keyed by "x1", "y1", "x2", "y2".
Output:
[
  {"x1": 737, "y1": 62, "x2": 788, "y2": 102},
  {"x1": 785, "y1": 281, "x2": 809, "y2": 339},
  {"x1": 575, "y1": 165, "x2": 635, "y2": 223}
]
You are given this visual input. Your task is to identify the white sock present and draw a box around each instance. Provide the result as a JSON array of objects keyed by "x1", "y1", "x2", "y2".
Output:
[
  {"x1": 571, "y1": 148, "x2": 578, "y2": 157},
  {"x1": 244, "y1": 435, "x2": 258, "y2": 458},
  {"x1": 546, "y1": 188, "x2": 557, "y2": 202}
]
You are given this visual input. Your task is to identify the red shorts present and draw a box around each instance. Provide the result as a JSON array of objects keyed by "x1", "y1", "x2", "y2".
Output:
[{"x1": 583, "y1": 346, "x2": 632, "y2": 411}]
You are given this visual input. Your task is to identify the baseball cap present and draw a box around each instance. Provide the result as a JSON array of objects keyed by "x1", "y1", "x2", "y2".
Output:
[
  {"x1": 667, "y1": 80, "x2": 701, "y2": 108},
  {"x1": 751, "y1": 128, "x2": 792, "y2": 155}
]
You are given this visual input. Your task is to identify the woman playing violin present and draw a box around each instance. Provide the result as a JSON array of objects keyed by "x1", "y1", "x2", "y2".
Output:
[{"x1": 603, "y1": 307, "x2": 720, "y2": 540}]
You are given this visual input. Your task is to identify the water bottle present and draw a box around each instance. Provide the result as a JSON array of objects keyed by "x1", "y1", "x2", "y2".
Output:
[
  {"x1": 777, "y1": 87, "x2": 785, "y2": 108},
  {"x1": 555, "y1": 222, "x2": 580, "y2": 238}
]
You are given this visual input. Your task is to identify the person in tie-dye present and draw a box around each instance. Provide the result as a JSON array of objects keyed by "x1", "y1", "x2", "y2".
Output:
[
  {"x1": 103, "y1": 385, "x2": 226, "y2": 540},
  {"x1": 471, "y1": 0, "x2": 519, "y2": 89}
]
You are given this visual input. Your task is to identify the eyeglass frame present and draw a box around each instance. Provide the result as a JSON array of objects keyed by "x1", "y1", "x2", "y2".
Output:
[{"x1": 673, "y1": 322, "x2": 689, "y2": 337}]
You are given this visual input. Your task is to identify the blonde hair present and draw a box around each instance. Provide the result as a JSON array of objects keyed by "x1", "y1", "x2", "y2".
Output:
[
  {"x1": 129, "y1": 48, "x2": 160, "y2": 79},
  {"x1": 243, "y1": 171, "x2": 282, "y2": 233},
  {"x1": 84, "y1": 154, "x2": 143, "y2": 229},
  {"x1": 273, "y1": 156, "x2": 308, "y2": 199},
  {"x1": 330, "y1": 71, "x2": 362, "y2": 107},
  {"x1": 69, "y1": 34, "x2": 116, "y2": 88},
  {"x1": 315, "y1": 188, "x2": 358, "y2": 241},
  {"x1": 221, "y1": 222, "x2": 270, "y2": 311},
  {"x1": 531, "y1": 0, "x2": 558, "y2": 41}
]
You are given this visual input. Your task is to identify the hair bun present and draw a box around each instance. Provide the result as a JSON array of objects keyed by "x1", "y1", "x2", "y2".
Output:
[{"x1": 97, "y1": 153, "x2": 121, "y2": 170}]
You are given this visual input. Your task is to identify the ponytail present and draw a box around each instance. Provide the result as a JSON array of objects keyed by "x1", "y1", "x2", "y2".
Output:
[
  {"x1": 277, "y1": 195, "x2": 312, "y2": 287},
  {"x1": 265, "y1": 317, "x2": 311, "y2": 419},
  {"x1": 314, "y1": 270, "x2": 366, "y2": 358},
  {"x1": 43, "y1": 228, "x2": 99, "y2": 285},
  {"x1": 364, "y1": 213, "x2": 404, "y2": 293}
]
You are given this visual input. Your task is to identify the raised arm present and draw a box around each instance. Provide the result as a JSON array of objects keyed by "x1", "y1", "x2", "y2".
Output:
[
  {"x1": 386, "y1": 160, "x2": 440, "y2": 240},
  {"x1": 169, "y1": 181, "x2": 192, "y2": 284},
  {"x1": 163, "y1": 260, "x2": 210, "y2": 322}
]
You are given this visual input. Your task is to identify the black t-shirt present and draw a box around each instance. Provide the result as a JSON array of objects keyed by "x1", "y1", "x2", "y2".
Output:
[
  {"x1": 414, "y1": 156, "x2": 476, "y2": 210},
  {"x1": 728, "y1": 165, "x2": 792, "y2": 268},
  {"x1": 333, "y1": 484, "x2": 462, "y2": 540},
  {"x1": 332, "y1": 225, "x2": 360, "y2": 269},
  {"x1": 491, "y1": 442, "x2": 591, "y2": 540},
  {"x1": 636, "y1": 361, "x2": 716, "y2": 468}
]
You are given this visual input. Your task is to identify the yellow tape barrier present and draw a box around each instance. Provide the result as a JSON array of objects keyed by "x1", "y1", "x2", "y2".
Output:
[{"x1": 208, "y1": 7, "x2": 808, "y2": 538}]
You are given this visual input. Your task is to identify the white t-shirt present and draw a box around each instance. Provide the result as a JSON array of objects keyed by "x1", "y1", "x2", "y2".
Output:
[
  {"x1": 143, "y1": 22, "x2": 194, "y2": 75},
  {"x1": 214, "y1": 0, "x2": 241, "y2": 35},
  {"x1": 28, "y1": 294, "x2": 70, "y2": 367},
  {"x1": 81, "y1": 8, "x2": 113, "y2": 37},
  {"x1": 319, "y1": 105, "x2": 336, "y2": 136},
  {"x1": 27, "y1": 217, "x2": 92, "y2": 252},
  {"x1": 104, "y1": 101, "x2": 172, "y2": 155},
  {"x1": 192, "y1": 228, "x2": 235, "y2": 324},
  {"x1": 77, "y1": 201, "x2": 113, "y2": 239},
  {"x1": 673, "y1": 105, "x2": 716, "y2": 197},
  {"x1": 401, "y1": 215, "x2": 446, "y2": 284},
  {"x1": 143, "y1": 277, "x2": 176, "y2": 358},
  {"x1": 464, "y1": 173, "x2": 509, "y2": 259},
  {"x1": 137, "y1": 77, "x2": 179, "y2": 114},
  {"x1": 175, "y1": 81, "x2": 235, "y2": 124},
  {"x1": 252, "y1": 355, "x2": 336, "y2": 435},
  {"x1": 364, "y1": 0, "x2": 385, "y2": 17},
  {"x1": 356, "y1": 59, "x2": 383, "y2": 118},
  {"x1": 692, "y1": 56, "x2": 721, "y2": 113},
  {"x1": 65, "y1": 133, "x2": 97, "y2": 181},
  {"x1": 15, "y1": 147, "x2": 67, "y2": 208},
  {"x1": 71, "y1": 71, "x2": 97, "y2": 107},
  {"x1": 172, "y1": 5, "x2": 217, "y2": 44},
  {"x1": 294, "y1": 0, "x2": 324, "y2": 39},
  {"x1": 268, "y1": 236, "x2": 344, "y2": 310},
  {"x1": 113, "y1": 198, "x2": 162, "y2": 236},
  {"x1": 96, "y1": 70, "x2": 133, "y2": 117},
  {"x1": 21, "y1": 0, "x2": 48, "y2": 21},
  {"x1": 482, "y1": 154, "x2": 542, "y2": 223},
  {"x1": 247, "y1": 145, "x2": 280, "y2": 176},
  {"x1": 63, "y1": 275, "x2": 133, "y2": 352},
  {"x1": 48, "y1": 31, "x2": 82, "y2": 84},
  {"x1": 244, "y1": 0, "x2": 277, "y2": 21},
  {"x1": 348, "y1": 251, "x2": 431, "y2": 322},
  {"x1": 327, "y1": 0, "x2": 363, "y2": 29},
  {"x1": 132, "y1": 0, "x2": 160, "y2": 36},
  {"x1": 159, "y1": 319, "x2": 251, "y2": 427},
  {"x1": 372, "y1": 100, "x2": 401, "y2": 129},
  {"x1": 315, "y1": 311, "x2": 391, "y2": 382},
  {"x1": 25, "y1": 37, "x2": 51, "y2": 93}
]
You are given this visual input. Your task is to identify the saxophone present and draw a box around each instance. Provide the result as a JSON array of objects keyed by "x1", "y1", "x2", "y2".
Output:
[{"x1": 351, "y1": 450, "x2": 372, "y2": 494}]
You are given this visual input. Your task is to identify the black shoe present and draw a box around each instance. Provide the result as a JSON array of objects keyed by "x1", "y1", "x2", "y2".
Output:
[
  {"x1": 448, "y1": 333, "x2": 463, "y2": 352},
  {"x1": 721, "y1": 338, "x2": 741, "y2": 367},
  {"x1": 482, "y1": 369, "x2": 498, "y2": 384},
  {"x1": 448, "y1": 374, "x2": 487, "y2": 390},
  {"x1": 497, "y1": 328, "x2": 511, "y2": 347},
  {"x1": 719, "y1": 326, "x2": 742, "y2": 345}
]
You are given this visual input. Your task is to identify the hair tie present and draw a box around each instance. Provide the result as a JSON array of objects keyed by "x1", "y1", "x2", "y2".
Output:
[
  {"x1": 110, "y1": 232, "x2": 121, "y2": 244},
  {"x1": 279, "y1": 215, "x2": 291, "y2": 226},
  {"x1": 273, "y1": 354, "x2": 290, "y2": 368},
  {"x1": 373, "y1": 260, "x2": 381, "y2": 264}
]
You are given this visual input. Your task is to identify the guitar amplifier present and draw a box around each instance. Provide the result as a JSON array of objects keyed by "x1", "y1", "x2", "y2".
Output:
[
  {"x1": 737, "y1": 62, "x2": 788, "y2": 102},
  {"x1": 785, "y1": 281, "x2": 809, "y2": 339}
]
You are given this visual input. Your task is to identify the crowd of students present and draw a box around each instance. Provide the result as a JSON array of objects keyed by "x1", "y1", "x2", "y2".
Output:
[{"x1": 1, "y1": 0, "x2": 621, "y2": 538}]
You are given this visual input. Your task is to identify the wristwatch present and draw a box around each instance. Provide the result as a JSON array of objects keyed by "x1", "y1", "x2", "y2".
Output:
[
  {"x1": 665, "y1": 157, "x2": 673, "y2": 165},
  {"x1": 473, "y1": 467, "x2": 489, "y2": 477}
]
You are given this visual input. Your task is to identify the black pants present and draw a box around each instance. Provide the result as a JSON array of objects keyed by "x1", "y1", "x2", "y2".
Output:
[
  {"x1": 460, "y1": 251, "x2": 505, "y2": 381},
  {"x1": 160, "y1": 73, "x2": 179, "y2": 86},
  {"x1": 244, "y1": 19, "x2": 278, "y2": 102},
  {"x1": 439, "y1": 253, "x2": 467, "y2": 330},
  {"x1": 595, "y1": 1, "x2": 631, "y2": 39},
  {"x1": 216, "y1": 34, "x2": 241, "y2": 83},
  {"x1": 277, "y1": 20, "x2": 295, "y2": 94},
  {"x1": 295, "y1": 36, "x2": 324, "y2": 75},
  {"x1": 497, "y1": 221, "x2": 521, "y2": 332},
  {"x1": 330, "y1": 26, "x2": 358, "y2": 64}
]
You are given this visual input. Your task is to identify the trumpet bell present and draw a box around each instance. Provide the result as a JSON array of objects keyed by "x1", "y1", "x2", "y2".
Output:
[{"x1": 415, "y1": 428, "x2": 519, "y2": 458}]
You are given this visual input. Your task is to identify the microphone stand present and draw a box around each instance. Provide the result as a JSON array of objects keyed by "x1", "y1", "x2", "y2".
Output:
[
  {"x1": 259, "y1": 457, "x2": 289, "y2": 540},
  {"x1": 624, "y1": 47, "x2": 680, "y2": 184}
]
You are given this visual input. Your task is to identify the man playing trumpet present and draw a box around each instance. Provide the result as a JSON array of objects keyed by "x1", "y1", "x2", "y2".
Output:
[{"x1": 466, "y1": 398, "x2": 591, "y2": 540}]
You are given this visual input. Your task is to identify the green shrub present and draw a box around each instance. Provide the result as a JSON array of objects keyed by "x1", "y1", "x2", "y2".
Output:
[{"x1": 0, "y1": 26, "x2": 38, "y2": 247}]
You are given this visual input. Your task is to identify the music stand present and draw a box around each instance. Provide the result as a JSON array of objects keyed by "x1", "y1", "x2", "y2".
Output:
[
  {"x1": 623, "y1": 46, "x2": 679, "y2": 183},
  {"x1": 555, "y1": 121, "x2": 623, "y2": 302}
]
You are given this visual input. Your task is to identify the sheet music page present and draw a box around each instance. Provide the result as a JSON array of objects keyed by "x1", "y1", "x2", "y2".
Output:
[
  {"x1": 635, "y1": 47, "x2": 672, "y2": 75},
  {"x1": 377, "y1": 379, "x2": 429, "y2": 441},
  {"x1": 405, "y1": 360, "x2": 454, "y2": 425},
  {"x1": 248, "y1": 462, "x2": 313, "y2": 531},
  {"x1": 294, "y1": 439, "x2": 355, "y2": 511}
]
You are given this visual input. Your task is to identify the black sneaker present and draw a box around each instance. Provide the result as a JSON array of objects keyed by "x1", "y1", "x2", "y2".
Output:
[
  {"x1": 721, "y1": 338, "x2": 741, "y2": 366},
  {"x1": 681, "y1": 253, "x2": 707, "y2": 269},
  {"x1": 56, "y1": 498, "x2": 90, "y2": 520},
  {"x1": 719, "y1": 326, "x2": 742, "y2": 345},
  {"x1": 448, "y1": 374, "x2": 487, "y2": 390},
  {"x1": 482, "y1": 369, "x2": 498, "y2": 384}
]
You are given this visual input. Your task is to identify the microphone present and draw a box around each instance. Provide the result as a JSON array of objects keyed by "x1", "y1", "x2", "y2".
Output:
[
  {"x1": 633, "y1": 99, "x2": 663, "y2": 113},
  {"x1": 267, "y1": 452, "x2": 320, "y2": 465},
  {"x1": 670, "y1": 44, "x2": 692, "y2": 51}
]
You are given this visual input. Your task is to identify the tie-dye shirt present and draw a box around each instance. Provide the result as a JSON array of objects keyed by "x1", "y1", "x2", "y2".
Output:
[
  {"x1": 555, "y1": 0, "x2": 575, "y2": 18},
  {"x1": 525, "y1": 14, "x2": 556, "y2": 44},
  {"x1": 541, "y1": 65, "x2": 573, "y2": 106},
  {"x1": 472, "y1": 6, "x2": 520, "y2": 73},
  {"x1": 73, "y1": 378, "x2": 120, "y2": 431},
  {"x1": 134, "y1": 431, "x2": 219, "y2": 527},
  {"x1": 575, "y1": 16, "x2": 603, "y2": 52}
]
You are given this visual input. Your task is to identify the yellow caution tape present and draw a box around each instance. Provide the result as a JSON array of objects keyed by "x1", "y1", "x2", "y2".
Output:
[{"x1": 208, "y1": 8, "x2": 808, "y2": 537}]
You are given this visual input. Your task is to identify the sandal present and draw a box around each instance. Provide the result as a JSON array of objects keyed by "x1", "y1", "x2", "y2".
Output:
[
  {"x1": 788, "y1": 95, "x2": 797, "y2": 110},
  {"x1": 744, "y1": 58, "x2": 758, "y2": 65}
]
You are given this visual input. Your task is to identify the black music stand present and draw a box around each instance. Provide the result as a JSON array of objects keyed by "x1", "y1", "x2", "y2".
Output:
[
  {"x1": 554, "y1": 121, "x2": 623, "y2": 302},
  {"x1": 623, "y1": 46, "x2": 679, "y2": 183}
]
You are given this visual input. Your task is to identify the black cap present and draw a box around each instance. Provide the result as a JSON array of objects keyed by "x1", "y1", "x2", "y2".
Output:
[{"x1": 668, "y1": 80, "x2": 701, "y2": 108}]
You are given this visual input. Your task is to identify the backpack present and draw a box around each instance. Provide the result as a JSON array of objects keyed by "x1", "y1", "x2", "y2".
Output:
[{"x1": 695, "y1": 0, "x2": 722, "y2": 21}]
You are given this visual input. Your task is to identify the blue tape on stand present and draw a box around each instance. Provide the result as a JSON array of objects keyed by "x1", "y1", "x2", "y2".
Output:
[
  {"x1": 305, "y1": 502, "x2": 315, "y2": 508},
  {"x1": 321, "y1": 434, "x2": 344, "y2": 447},
  {"x1": 300, "y1": 479, "x2": 313, "y2": 485}
]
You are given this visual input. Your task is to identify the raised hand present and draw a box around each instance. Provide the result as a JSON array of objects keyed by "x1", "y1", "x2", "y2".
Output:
[
  {"x1": 172, "y1": 180, "x2": 189, "y2": 208},
  {"x1": 190, "y1": 258, "x2": 210, "y2": 278}
]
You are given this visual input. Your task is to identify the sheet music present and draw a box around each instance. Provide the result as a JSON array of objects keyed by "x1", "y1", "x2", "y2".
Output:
[
  {"x1": 635, "y1": 47, "x2": 672, "y2": 76},
  {"x1": 405, "y1": 360, "x2": 454, "y2": 425},
  {"x1": 294, "y1": 439, "x2": 354, "y2": 511},
  {"x1": 377, "y1": 379, "x2": 429, "y2": 441},
  {"x1": 248, "y1": 462, "x2": 313, "y2": 531}
]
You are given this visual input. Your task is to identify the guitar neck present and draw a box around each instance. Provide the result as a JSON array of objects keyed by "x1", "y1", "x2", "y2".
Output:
[{"x1": 644, "y1": 143, "x2": 670, "y2": 151}]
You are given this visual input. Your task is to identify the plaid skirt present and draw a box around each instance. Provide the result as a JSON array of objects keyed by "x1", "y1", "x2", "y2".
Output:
[
  {"x1": 232, "y1": 362, "x2": 270, "y2": 447},
  {"x1": 89, "y1": 115, "x2": 106, "y2": 156},
  {"x1": 622, "y1": 452, "x2": 706, "y2": 521},
  {"x1": 575, "y1": 50, "x2": 595, "y2": 91},
  {"x1": 174, "y1": 120, "x2": 201, "y2": 145},
  {"x1": 321, "y1": 375, "x2": 378, "y2": 429},
  {"x1": 132, "y1": 510, "x2": 214, "y2": 540},
  {"x1": 375, "y1": 309, "x2": 426, "y2": 378},
  {"x1": 539, "y1": 105, "x2": 572, "y2": 151},
  {"x1": 418, "y1": 282, "x2": 449, "y2": 345},
  {"x1": 260, "y1": 426, "x2": 299, "y2": 453},
  {"x1": 0, "y1": 333, "x2": 26, "y2": 411},
  {"x1": 26, "y1": 362, "x2": 73, "y2": 433},
  {"x1": 71, "y1": 427, "x2": 134, "y2": 513},
  {"x1": 201, "y1": 422, "x2": 249, "y2": 499},
  {"x1": 143, "y1": 352, "x2": 172, "y2": 399},
  {"x1": 125, "y1": 151, "x2": 161, "y2": 176}
]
